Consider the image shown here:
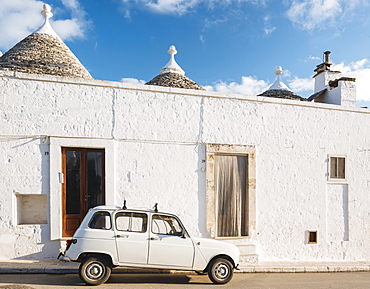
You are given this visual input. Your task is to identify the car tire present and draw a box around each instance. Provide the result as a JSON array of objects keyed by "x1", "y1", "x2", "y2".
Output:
[
  {"x1": 79, "y1": 256, "x2": 112, "y2": 286},
  {"x1": 207, "y1": 258, "x2": 234, "y2": 284}
]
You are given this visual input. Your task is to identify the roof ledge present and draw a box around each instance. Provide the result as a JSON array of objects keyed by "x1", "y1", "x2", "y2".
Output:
[{"x1": 329, "y1": 77, "x2": 356, "y2": 89}]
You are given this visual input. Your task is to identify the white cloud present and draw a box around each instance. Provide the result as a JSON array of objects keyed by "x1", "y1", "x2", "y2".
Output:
[
  {"x1": 203, "y1": 85, "x2": 214, "y2": 91},
  {"x1": 207, "y1": 71, "x2": 315, "y2": 97},
  {"x1": 0, "y1": 0, "x2": 89, "y2": 51},
  {"x1": 210, "y1": 76, "x2": 270, "y2": 95},
  {"x1": 120, "y1": 0, "x2": 264, "y2": 16},
  {"x1": 146, "y1": 0, "x2": 200, "y2": 15},
  {"x1": 61, "y1": 0, "x2": 80, "y2": 10},
  {"x1": 286, "y1": 0, "x2": 359, "y2": 30},
  {"x1": 121, "y1": 77, "x2": 146, "y2": 84},
  {"x1": 52, "y1": 18, "x2": 85, "y2": 41},
  {"x1": 0, "y1": 0, "x2": 43, "y2": 49},
  {"x1": 204, "y1": 17, "x2": 228, "y2": 28},
  {"x1": 263, "y1": 14, "x2": 276, "y2": 35},
  {"x1": 199, "y1": 34, "x2": 206, "y2": 44},
  {"x1": 308, "y1": 55, "x2": 320, "y2": 60},
  {"x1": 264, "y1": 27, "x2": 276, "y2": 35},
  {"x1": 288, "y1": 77, "x2": 314, "y2": 92},
  {"x1": 121, "y1": 0, "x2": 200, "y2": 15}
]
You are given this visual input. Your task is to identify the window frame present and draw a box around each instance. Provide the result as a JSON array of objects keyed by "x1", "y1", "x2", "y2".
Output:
[
  {"x1": 115, "y1": 211, "x2": 148, "y2": 233},
  {"x1": 328, "y1": 155, "x2": 347, "y2": 182},
  {"x1": 151, "y1": 214, "x2": 185, "y2": 237},
  {"x1": 88, "y1": 211, "x2": 112, "y2": 230}
]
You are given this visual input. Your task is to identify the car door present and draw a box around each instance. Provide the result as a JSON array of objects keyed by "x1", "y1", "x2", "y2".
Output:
[
  {"x1": 114, "y1": 211, "x2": 149, "y2": 264},
  {"x1": 148, "y1": 214, "x2": 194, "y2": 268}
]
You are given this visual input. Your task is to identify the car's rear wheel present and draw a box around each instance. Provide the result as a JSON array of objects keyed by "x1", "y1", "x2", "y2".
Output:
[
  {"x1": 207, "y1": 258, "x2": 234, "y2": 284},
  {"x1": 79, "y1": 256, "x2": 111, "y2": 286}
]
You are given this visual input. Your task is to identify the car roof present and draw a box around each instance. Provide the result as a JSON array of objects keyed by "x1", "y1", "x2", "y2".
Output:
[{"x1": 91, "y1": 205, "x2": 173, "y2": 215}]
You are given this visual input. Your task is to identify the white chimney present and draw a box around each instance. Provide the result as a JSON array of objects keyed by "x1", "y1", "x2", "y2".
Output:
[{"x1": 312, "y1": 51, "x2": 356, "y2": 108}]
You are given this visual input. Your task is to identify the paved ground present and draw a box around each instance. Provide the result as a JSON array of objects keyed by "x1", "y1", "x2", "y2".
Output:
[
  {"x1": 0, "y1": 259, "x2": 369, "y2": 274},
  {"x1": 1, "y1": 272, "x2": 370, "y2": 289},
  {"x1": 0, "y1": 259, "x2": 369, "y2": 289}
]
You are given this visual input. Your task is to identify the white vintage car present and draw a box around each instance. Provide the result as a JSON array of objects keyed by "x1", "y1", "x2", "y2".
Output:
[{"x1": 59, "y1": 204, "x2": 240, "y2": 285}]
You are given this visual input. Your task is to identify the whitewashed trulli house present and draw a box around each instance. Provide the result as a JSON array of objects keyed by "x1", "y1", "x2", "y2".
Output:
[{"x1": 0, "y1": 4, "x2": 369, "y2": 268}]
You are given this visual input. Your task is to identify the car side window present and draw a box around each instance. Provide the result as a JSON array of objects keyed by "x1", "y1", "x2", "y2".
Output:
[
  {"x1": 89, "y1": 211, "x2": 112, "y2": 230},
  {"x1": 152, "y1": 214, "x2": 183, "y2": 236},
  {"x1": 115, "y1": 212, "x2": 147, "y2": 233}
]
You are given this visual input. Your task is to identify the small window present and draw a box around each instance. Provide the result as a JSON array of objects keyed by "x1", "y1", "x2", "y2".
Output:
[
  {"x1": 115, "y1": 212, "x2": 147, "y2": 233},
  {"x1": 308, "y1": 231, "x2": 318, "y2": 244},
  {"x1": 89, "y1": 211, "x2": 111, "y2": 230},
  {"x1": 329, "y1": 156, "x2": 345, "y2": 179},
  {"x1": 152, "y1": 214, "x2": 183, "y2": 236}
]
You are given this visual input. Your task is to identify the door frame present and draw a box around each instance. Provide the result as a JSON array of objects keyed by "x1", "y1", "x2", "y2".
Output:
[{"x1": 61, "y1": 147, "x2": 106, "y2": 237}]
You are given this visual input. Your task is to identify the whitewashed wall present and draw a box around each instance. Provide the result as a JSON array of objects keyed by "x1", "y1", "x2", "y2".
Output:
[{"x1": 1, "y1": 70, "x2": 370, "y2": 263}]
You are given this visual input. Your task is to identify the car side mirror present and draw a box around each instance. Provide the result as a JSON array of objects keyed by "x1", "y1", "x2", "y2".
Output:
[{"x1": 181, "y1": 230, "x2": 186, "y2": 239}]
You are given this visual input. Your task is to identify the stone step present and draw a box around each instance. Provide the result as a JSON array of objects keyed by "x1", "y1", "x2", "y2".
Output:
[
  {"x1": 220, "y1": 238, "x2": 255, "y2": 246},
  {"x1": 237, "y1": 244, "x2": 256, "y2": 255},
  {"x1": 239, "y1": 254, "x2": 259, "y2": 265}
]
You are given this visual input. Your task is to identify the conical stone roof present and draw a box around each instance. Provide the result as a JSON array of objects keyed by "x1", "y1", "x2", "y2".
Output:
[
  {"x1": 146, "y1": 72, "x2": 205, "y2": 90},
  {"x1": 146, "y1": 45, "x2": 205, "y2": 90},
  {"x1": 0, "y1": 4, "x2": 92, "y2": 79},
  {"x1": 258, "y1": 89, "x2": 307, "y2": 101},
  {"x1": 258, "y1": 66, "x2": 308, "y2": 101}
]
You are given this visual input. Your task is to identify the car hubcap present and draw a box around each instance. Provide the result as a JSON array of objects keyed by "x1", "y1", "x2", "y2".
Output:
[
  {"x1": 86, "y1": 262, "x2": 105, "y2": 280},
  {"x1": 214, "y1": 263, "x2": 229, "y2": 280}
]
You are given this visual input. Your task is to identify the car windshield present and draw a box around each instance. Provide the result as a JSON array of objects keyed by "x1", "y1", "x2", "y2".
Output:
[{"x1": 152, "y1": 214, "x2": 183, "y2": 236}]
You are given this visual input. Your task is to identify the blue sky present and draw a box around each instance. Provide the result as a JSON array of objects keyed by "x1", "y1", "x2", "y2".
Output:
[{"x1": 1, "y1": 0, "x2": 370, "y2": 106}]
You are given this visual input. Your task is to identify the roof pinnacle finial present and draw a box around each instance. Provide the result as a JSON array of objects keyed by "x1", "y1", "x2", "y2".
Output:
[
  {"x1": 168, "y1": 45, "x2": 177, "y2": 56},
  {"x1": 34, "y1": 3, "x2": 60, "y2": 38},
  {"x1": 274, "y1": 66, "x2": 283, "y2": 76},
  {"x1": 268, "y1": 66, "x2": 290, "y2": 91},
  {"x1": 160, "y1": 45, "x2": 185, "y2": 75},
  {"x1": 41, "y1": 4, "x2": 53, "y2": 19}
]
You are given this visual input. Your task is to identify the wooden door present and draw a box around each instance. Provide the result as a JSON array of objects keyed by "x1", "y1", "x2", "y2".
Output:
[{"x1": 62, "y1": 148, "x2": 105, "y2": 237}]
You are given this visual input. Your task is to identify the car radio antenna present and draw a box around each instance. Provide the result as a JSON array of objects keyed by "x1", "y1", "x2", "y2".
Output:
[
  {"x1": 122, "y1": 200, "x2": 127, "y2": 210},
  {"x1": 153, "y1": 203, "x2": 158, "y2": 213}
]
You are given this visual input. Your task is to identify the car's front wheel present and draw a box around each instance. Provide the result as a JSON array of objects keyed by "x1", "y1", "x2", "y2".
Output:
[
  {"x1": 79, "y1": 256, "x2": 111, "y2": 286},
  {"x1": 207, "y1": 257, "x2": 234, "y2": 284}
]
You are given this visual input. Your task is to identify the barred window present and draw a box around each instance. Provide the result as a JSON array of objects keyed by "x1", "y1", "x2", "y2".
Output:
[{"x1": 329, "y1": 156, "x2": 345, "y2": 179}]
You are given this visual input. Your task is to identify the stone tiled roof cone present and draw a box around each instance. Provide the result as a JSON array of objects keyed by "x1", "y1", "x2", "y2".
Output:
[
  {"x1": 0, "y1": 4, "x2": 92, "y2": 79},
  {"x1": 258, "y1": 66, "x2": 307, "y2": 101},
  {"x1": 146, "y1": 45, "x2": 205, "y2": 90}
]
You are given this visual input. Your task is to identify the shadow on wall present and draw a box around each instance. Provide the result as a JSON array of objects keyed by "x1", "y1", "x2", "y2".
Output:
[
  {"x1": 195, "y1": 97, "x2": 209, "y2": 238},
  {"x1": 14, "y1": 224, "x2": 60, "y2": 260},
  {"x1": 13, "y1": 136, "x2": 59, "y2": 259},
  {"x1": 196, "y1": 144, "x2": 208, "y2": 238}
]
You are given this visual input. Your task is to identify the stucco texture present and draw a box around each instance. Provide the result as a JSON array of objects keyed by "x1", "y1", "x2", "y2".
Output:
[{"x1": 0, "y1": 71, "x2": 369, "y2": 263}]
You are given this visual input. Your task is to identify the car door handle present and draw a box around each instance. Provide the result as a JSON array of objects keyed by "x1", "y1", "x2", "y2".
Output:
[
  {"x1": 116, "y1": 234, "x2": 129, "y2": 238},
  {"x1": 150, "y1": 236, "x2": 160, "y2": 241}
]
